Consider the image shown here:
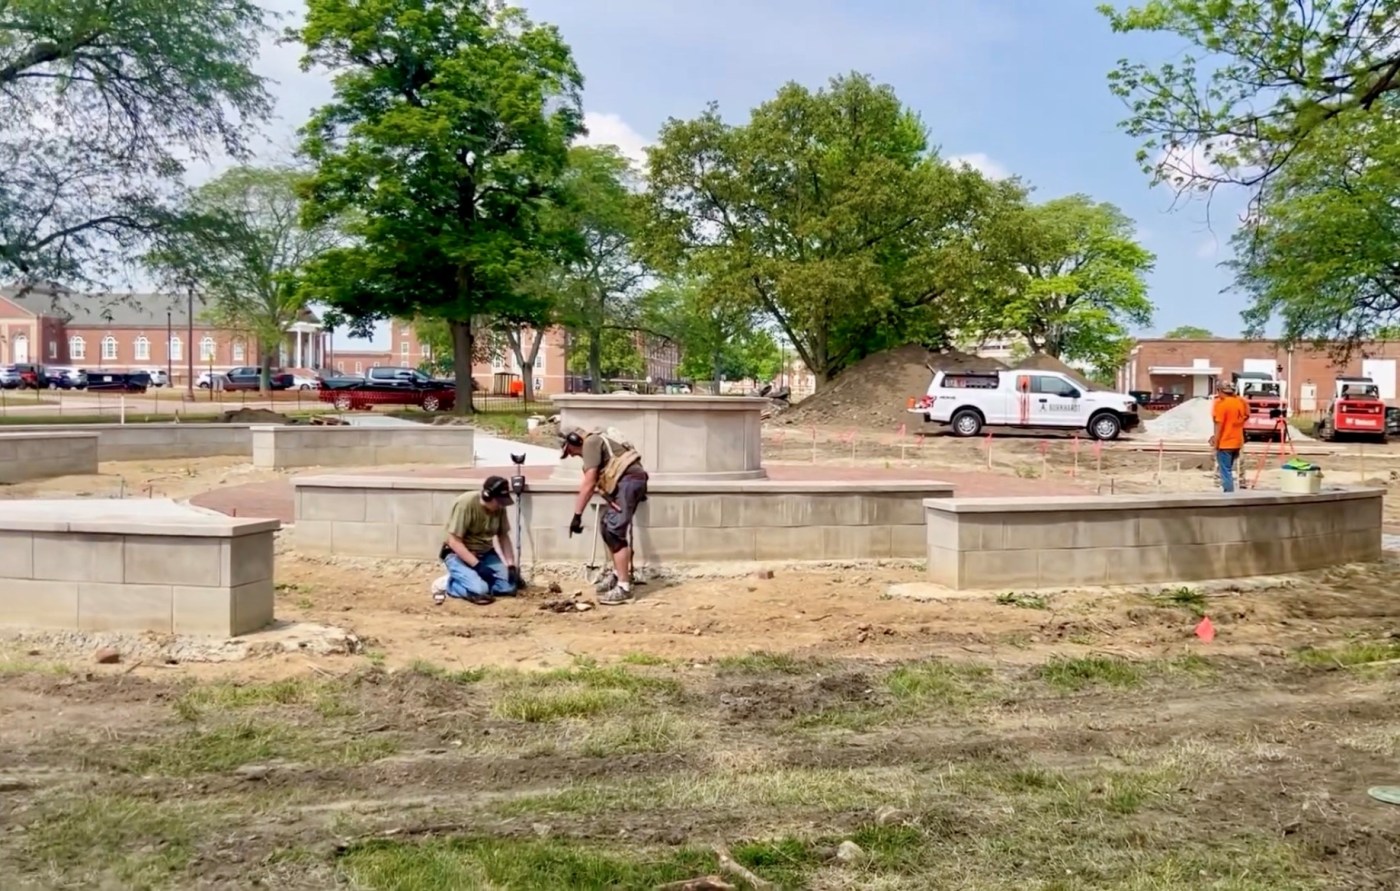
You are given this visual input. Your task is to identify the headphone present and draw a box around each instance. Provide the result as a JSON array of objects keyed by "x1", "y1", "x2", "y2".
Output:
[{"x1": 563, "y1": 430, "x2": 585, "y2": 450}]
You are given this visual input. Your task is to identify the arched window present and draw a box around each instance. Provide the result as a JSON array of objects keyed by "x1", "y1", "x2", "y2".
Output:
[
  {"x1": 199, "y1": 336, "x2": 216, "y2": 361},
  {"x1": 69, "y1": 336, "x2": 85, "y2": 360},
  {"x1": 169, "y1": 336, "x2": 182, "y2": 361},
  {"x1": 133, "y1": 336, "x2": 150, "y2": 361},
  {"x1": 231, "y1": 340, "x2": 245, "y2": 362},
  {"x1": 11, "y1": 333, "x2": 28, "y2": 364},
  {"x1": 101, "y1": 335, "x2": 117, "y2": 360}
]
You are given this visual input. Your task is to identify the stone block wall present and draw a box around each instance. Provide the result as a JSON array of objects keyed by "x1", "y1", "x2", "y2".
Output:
[
  {"x1": 0, "y1": 433, "x2": 98, "y2": 483},
  {"x1": 0, "y1": 423, "x2": 251, "y2": 461},
  {"x1": 293, "y1": 475, "x2": 953, "y2": 563},
  {"x1": 251, "y1": 425, "x2": 475, "y2": 470},
  {"x1": 0, "y1": 501, "x2": 278, "y2": 636},
  {"x1": 925, "y1": 488, "x2": 1384, "y2": 590}
]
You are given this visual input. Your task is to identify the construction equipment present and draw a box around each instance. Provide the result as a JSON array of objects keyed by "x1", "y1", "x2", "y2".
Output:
[
  {"x1": 1315, "y1": 376, "x2": 1388, "y2": 443},
  {"x1": 1231, "y1": 370, "x2": 1288, "y2": 442}
]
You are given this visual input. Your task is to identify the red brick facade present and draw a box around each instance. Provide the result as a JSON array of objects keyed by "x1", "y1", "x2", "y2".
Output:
[{"x1": 1119, "y1": 339, "x2": 1400, "y2": 410}]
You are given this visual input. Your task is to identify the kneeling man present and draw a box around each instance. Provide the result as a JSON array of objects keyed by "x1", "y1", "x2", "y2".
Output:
[{"x1": 432, "y1": 475, "x2": 519, "y2": 606}]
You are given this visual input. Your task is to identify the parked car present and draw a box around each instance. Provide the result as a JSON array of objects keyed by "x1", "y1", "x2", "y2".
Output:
[
  {"x1": 290, "y1": 372, "x2": 320, "y2": 390},
  {"x1": 7, "y1": 363, "x2": 49, "y2": 389},
  {"x1": 0, "y1": 366, "x2": 20, "y2": 389},
  {"x1": 85, "y1": 371, "x2": 150, "y2": 393},
  {"x1": 1386, "y1": 406, "x2": 1400, "y2": 438},
  {"x1": 143, "y1": 369, "x2": 171, "y2": 388},
  {"x1": 319, "y1": 366, "x2": 456, "y2": 411},
  {"x1": 196, "y1": 371, "x2": 217, "y2": 389},
  {"x1": 222, "y1": 366, "x2": 294, "y2": 391},
  {"x1": 45, "y1": 367, "x2": 87, "y2": 389}
]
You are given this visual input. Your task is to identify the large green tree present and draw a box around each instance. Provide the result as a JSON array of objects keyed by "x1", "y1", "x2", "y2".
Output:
[
  {"x1": 0, "y1": 0, "x2": 270, "y2": 283},
  {"x1": 981, "y1": 195, "x2": 1155, "y2": 371},
  {"x1": 1102, "y1": 0, "x2": 1400, "y2": 201},
  {"x1": 640, "y1": 276, "x2": 769, "y2": 392},
  {"x1": 645, "y1": 72, "x2": 1015, "y2": 388},
  {"x1": 546, "y1": 145, "x2": 648, "y2": 393},
  {"x1": 294, "y1": 0, "x2": 583, "y2": 413},
  {"x1": 1232, "y1": 104, "x2": 1400, "y2": 342},
  {"x1": 144, "y1": 166, "x2": 337, "y2": 391},
  {"x1": 1163, "y1": 325, "x2": 1215, "y2": 339}
]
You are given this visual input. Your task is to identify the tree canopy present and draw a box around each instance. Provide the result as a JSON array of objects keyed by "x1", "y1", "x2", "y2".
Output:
[
  {"x1": 293, "y1": 0, "x2": 583, "y2": 412},
  {"x1": 0, "y1": 0, "x2": 270, "y2": 283},
  {"x1": 1162, "y1": 325, "x2": 1215, "y2": 339},
  {"x1": 144, "y1": 166, "x2": 337, "y2": 390},
  {"x1": 1102, "y1": 0, "x2": 1400, "y2": 202},
  {"x1": 981, "y1": 194, "x2": 1155, "y2": 373},
  {"x1": 645, "y1": 72, "x2": 1018, "y2": 388}
]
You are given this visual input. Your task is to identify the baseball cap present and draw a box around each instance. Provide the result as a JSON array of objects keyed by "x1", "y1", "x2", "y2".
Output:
[
  {"x1": 559, "y1": 428, "x2": 584, "y2": 458},
  {"x1": 1217, "y1": 380, "x2": 1236, "y2": 393},
  {"x1": 481, "y1": 475, "x2": 514, "y2": 505}
]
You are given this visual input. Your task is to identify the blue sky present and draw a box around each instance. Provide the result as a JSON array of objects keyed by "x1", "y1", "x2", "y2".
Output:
[{"x1": 232, "y1": 0, "x2": 1251, "y2": 349}]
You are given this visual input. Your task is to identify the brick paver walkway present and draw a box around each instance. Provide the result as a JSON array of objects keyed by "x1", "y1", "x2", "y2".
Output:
[{"x1": 190, "y1": 463, "x2": 1087, "y2": 523}]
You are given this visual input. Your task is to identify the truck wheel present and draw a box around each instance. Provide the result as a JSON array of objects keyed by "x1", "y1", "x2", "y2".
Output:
[
  {"x1": 421, "y1": 394, "x2": 442, "y2": 412},
  {"x1": 950, "y1": 409, "x2": 983, "y2": 437},
  {"x1": 1089, "y1": 412, "x2": 1122, "y2": 441},
  {"x1": 333, "y1": 393, "x2": 353, "y2": 411}
]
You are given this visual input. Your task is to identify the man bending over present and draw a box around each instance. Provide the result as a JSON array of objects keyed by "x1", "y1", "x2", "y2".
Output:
[
  {"x1": 432, "y1": 475, "x2": 519, "y2": 606},
  {"x1": 560, "y1": 427, "x2": 649, "y2": 605}
]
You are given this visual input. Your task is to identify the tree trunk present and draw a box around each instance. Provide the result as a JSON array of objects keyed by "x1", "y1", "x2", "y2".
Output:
[
  {"x1": 505, "y1": 326, "x2": 546, "y2": 405},
  {"x1": 588, "y1": 329, "x2": 602, "y2": 394},
  {"x1": 711, "y1": 349, "x2": 723, "y2": 395},
  {"x1": 449, "y1": 318, "x2": 475, "y2": 415},
  {"x1": 260, "y1": 349, "x2": 274, "y2": 394}
]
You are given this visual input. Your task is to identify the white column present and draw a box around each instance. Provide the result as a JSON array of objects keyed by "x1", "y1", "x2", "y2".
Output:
[{"x1": 295, "y1": 330, "x2": 304, "y2": 368}]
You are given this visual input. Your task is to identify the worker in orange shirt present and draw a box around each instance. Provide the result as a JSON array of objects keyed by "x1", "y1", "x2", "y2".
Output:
[{"x1": 1209, "y1": 379, "x2": 1250, "y2": 492}]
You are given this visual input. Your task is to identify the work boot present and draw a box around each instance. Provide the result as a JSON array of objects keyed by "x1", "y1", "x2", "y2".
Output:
[
  {"x1": 593, "y1": 569, "x2": 617, "y2": 594},
  {"x1": 598, "y1": 583, "x2": 632, "y2": 606}
]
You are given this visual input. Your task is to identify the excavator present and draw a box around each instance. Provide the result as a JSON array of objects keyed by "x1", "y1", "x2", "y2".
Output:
[
  {"x1": 1231, "y1": 370, "x2": 1288, "y2": 442},
  {"x1": 1315, "y1": 376, "x2": 1388, "y2": 443}
]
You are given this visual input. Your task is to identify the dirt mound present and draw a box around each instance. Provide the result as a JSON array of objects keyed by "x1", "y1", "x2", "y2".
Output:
[
  {"x1": 218, "y1": 408, "x2": 293, "y2": 424},
  {"x1": 776, "y1": 345, "x2": 1004, "y2": 431},
  {"x1": 1012, "y1": 352, "x2": 1096, "y2": 390}
]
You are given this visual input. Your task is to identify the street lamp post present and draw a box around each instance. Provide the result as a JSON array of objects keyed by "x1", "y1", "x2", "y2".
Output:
[{"x1": 186, "y1": 285, "x2": 195, "y2": 399}]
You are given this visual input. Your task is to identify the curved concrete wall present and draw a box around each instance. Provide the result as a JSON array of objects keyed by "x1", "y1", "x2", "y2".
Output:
[
  {"x1": 291, "y1": 474, "x2": 953, "y2": 563},
  {"x1": 0, "y1": 433, "x2": 99, "y2": 483},
  {"x1": 0, "y1": 423, "x2": 250, "y2": 461},
  {"x1": 924, "y1": 487, "x2": 1385, "y2": 590},
  {"x1": 250, "y1": 425, "x2": 475, "y2": 469}
]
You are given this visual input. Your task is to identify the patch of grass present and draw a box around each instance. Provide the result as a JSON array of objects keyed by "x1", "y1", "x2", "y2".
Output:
[
  {"x1": 337, "y1": 837, "x2": 713, "y2": 891},
  {"x1": 500, "y1": 659, "x2": 681, "y2": 695},
  {"x1": 886, "y1": 659, "x2": 994, "y2": 706},
  {"x1": 408, "y1": 659, "x2": 487, "y2": 684},
  {"x1": 577, "y1": 712, "x2": 700, "y2": 757},
  {"x1": 731, "y1": 836, "x2": 823, "y2": 887},
  {"x1": 618, "y1": 651, "x2": 670, "y2": 666},
  {"x1": 715, "y1": 650, "x2": 821, "y2": 675},
  {"x1": 21, "y1": 794, "x2": 201, "y2": 887},
  {"x1": 995, "y1": 591, "x2": 1049, "y2": 609},
  {"x1": 1158, "y1": 585, "x2": 1209, "y2": 617},
  {"x1": 1295, "y1": 639, "x2": 1400, "y2": 667},
  {"x1": 0, "y1": 656, "x2": 72, "y2": 677},
  {"x1": 1038, "y1": 655, "x2": 1144, "y2": 691},
  {"x1": 493, "y1": 687, "x2": 634, "y2": 723},
  {"x1": 120, "y1": 719, "x2": 397, "y2": 775}
]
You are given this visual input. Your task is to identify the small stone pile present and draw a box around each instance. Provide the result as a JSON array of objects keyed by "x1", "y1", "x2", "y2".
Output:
[{"x1": 1142, "y1": 397, "x2": 1313, "y2": 442}]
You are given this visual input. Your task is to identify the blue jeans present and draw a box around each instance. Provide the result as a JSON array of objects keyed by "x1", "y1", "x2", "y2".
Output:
[
  {"x1": 444, "y1": 551, "x2": 516, "y2": 598},
  {"x1": 1216, "y1": 449, "x2": 1240, "y2": 492}
]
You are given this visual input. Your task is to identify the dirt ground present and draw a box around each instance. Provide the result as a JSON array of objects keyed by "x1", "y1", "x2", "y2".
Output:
[{"x1": 4, "y1": 437, "x2": 1400, "y2": 888}]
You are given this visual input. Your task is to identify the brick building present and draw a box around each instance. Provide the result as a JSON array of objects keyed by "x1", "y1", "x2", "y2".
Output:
[
  {"x1": 0, "y1": 285, "x2": 328, "y2": 383},
  {"x1": 1119, "y1": 338, "x2": 1400, "y2": 409}
]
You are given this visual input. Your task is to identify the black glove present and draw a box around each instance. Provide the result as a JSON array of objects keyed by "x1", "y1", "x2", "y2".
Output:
[
  {"x1": 473, "y1": 561, "x2": 498, "y2": 589},
  {"x1": 507, "y1": 565, "x2": 521, "y2": 588},
  {"x1": 569, "y1": 513, "x2": 585, "y2": 536}
]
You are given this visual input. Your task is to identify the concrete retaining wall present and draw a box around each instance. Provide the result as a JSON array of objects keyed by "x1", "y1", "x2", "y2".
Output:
[
  {"x1": 0, "y1": 423, "x2": 251, "y2": 461},
  {"x1": 292, "y1": 474, "x2": 954, "y2": 563},
  {"x1": 924, "y1": 488, "x2": 1385, "y2": 590},
  {"x1": 0, "y1": 500, "x2": 278, "y2": 636},
  {"x1": 250, "y1": 425, "x2": 475, "y2": 469},
  {"x1": 0, "y1": 433, "x2": 99, "y2": 483}
]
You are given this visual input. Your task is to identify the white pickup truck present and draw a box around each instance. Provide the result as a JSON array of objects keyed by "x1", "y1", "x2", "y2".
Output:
[{"x1": 910, "y1": 369, "x2": 1141, "y2": 440}]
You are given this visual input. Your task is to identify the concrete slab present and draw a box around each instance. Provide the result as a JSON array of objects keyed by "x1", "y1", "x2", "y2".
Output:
[
  {"x1": 475, "y1": 433, "x2": 558, "y2": 467},
  {"x1": 0, "y1": 499, "x2": 276, "y2": 536}
]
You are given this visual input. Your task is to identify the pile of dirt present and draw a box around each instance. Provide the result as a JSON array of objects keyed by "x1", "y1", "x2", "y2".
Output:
[
  {"x1": 218, "y1": 408, "x2": 293, "y2": 425},
  {"x1": 775, "y1": 345, "x2": 1004, "y2": 430},
  {"x1": 1011, "y1": 352, "x2": 1096, "y2": 390}
]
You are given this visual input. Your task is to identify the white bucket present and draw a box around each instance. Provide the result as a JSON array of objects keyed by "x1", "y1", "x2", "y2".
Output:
[
  {"x1": 1280, "y1": 468, "x2": 1322, "y2": 495},
  {"x1": 526, "y1": 417, "x2": 540, "y2": 432}
]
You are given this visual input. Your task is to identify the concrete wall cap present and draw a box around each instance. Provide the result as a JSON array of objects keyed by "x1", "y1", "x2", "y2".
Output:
[
  {"x1": 550, "y1": 394, "x2": 769, "y2": 411},
  {"x1": 922, "y1": 486, "x2": 1384, "y2": 513},
  {"x1": 293, "y1": 473, "x2": 954, "y2": 496},
  {"x1": 0, "y1": 431, "x2": 97, "y2": 441},
  {"x1": 0, "y1": 498, "x2": 280, "y2": 536}
]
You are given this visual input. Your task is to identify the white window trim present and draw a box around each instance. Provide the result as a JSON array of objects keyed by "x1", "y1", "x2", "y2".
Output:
[
  {"x1": 101, "y1": 336, "x2": 118, "y2": 360},
  {"x1": 69, "y1": 336, "x2": 86, "y2": 360},
  {"x1": 169, "y1": 336, "x2": 183, "y2": 361},
  {"x1": 199, "y1": 336, "x2": 216, "y2": 361},
  {"x1": 134, "y1": 336, "x2": 150, "y2": 361}
]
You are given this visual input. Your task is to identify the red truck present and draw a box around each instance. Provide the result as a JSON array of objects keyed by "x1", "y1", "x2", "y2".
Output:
[
  {"x1": 318, "y1": 366, "x2": 456, "y2": 411},
  {"x1": 1231, "y1": 371, "x2": 1288, "y2": 441},
  {"x1": 1315, "y1": 376, "x2": 1387, "y2": 443}
]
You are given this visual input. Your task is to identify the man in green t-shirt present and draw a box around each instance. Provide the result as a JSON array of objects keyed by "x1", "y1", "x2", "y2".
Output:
[{"x1": 431, "y1": 475, "x2": 519, "y2": 606}]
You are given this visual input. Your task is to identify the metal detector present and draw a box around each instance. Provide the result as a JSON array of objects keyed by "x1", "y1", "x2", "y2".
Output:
[{"x1": 509, "y1": 452, "x2": 529, "y2": 587}]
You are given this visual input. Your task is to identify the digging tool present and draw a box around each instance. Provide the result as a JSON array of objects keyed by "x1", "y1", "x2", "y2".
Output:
[{"x1": 584, "y1": 501, "x2": 602, "y2": 581}]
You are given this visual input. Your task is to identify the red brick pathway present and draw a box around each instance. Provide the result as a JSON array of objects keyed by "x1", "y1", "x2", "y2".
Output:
[{"x1": 190, "y1": 463, "x2": 1087, "y2": 523}]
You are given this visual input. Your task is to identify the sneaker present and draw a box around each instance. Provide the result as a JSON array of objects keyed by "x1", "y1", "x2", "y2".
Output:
[
  {"x1": 430, "y1": 574, "x2": 448, "y2": 595},
  {"x1": 598, "y1": 584, "x2": 632, "y2": 606},
  {"x1": 593, "y1": 569, "x2": 617, "y2": 594}
]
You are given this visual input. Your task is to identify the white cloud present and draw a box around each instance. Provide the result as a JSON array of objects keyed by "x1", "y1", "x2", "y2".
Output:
[
  {"x1": 946, "y1": 152, "x2": 1010, "y2": 181},
  {"x1": 577, "y1": 111, "x2": 652, "y2": 167},
  {"x1": 1195, "y1": 237, "x2": 1219, "y2": 258}
]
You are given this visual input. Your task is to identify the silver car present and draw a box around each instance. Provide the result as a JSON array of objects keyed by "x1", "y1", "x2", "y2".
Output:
[{"x1": 0, "y1": 366, "x2": 20, "y2": 389}]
